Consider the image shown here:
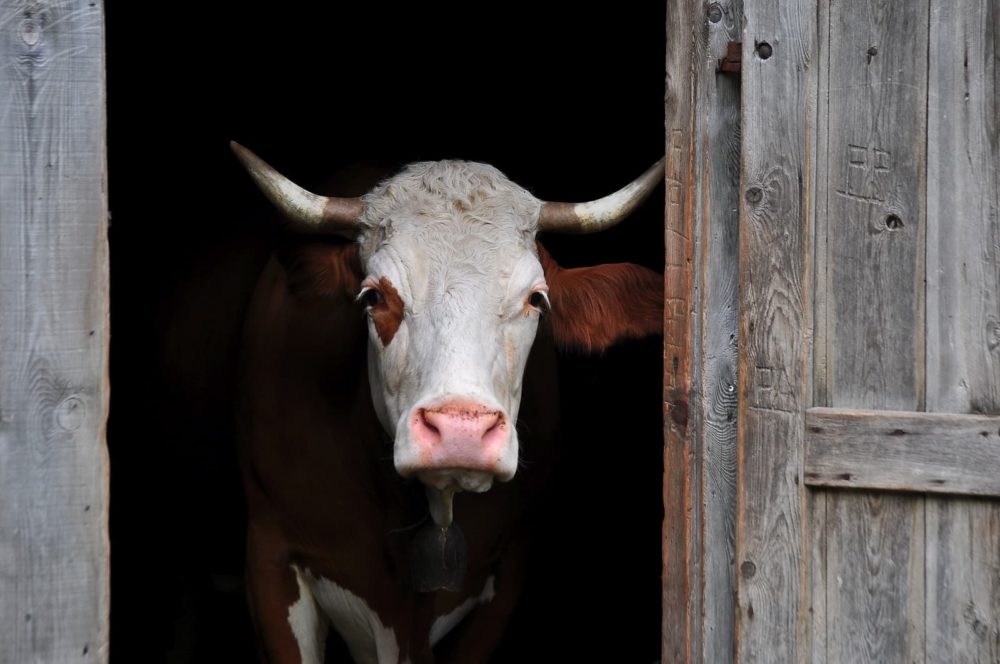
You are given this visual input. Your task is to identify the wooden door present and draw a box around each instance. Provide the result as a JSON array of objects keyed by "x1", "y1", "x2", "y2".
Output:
[{"x1": 665, "y1": 1, "x2": 1000, "y2": 661}]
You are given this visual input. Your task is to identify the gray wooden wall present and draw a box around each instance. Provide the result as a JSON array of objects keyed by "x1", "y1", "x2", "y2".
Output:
[
  {"x1": 0, "y1": 1, "x2": 109, "y2": 662},
  {"x1": 665, "y1": 0, "x2": 1000, "y2": 661}
]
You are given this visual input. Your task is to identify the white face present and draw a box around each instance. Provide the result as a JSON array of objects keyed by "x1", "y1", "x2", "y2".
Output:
[{"x1": 355, "y1": 161, "x2": 548, "y2": 494}]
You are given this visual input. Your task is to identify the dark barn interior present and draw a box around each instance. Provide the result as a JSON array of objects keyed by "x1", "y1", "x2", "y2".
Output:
[{"x1": 105, "y1": 3, "x2": 666, "y2": 661}]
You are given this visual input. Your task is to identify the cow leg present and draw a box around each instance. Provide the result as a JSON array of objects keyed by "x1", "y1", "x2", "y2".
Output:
[
  {"x1": 433, "y1": 534, "x2": 529, "y2": 664},
  {"x1": 245, "y1": 523, "x2": 328, "y2": 664}
]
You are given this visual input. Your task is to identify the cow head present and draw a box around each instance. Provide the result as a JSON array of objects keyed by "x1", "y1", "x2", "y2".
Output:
[{"x1": 232, "y1": 144, "x2": 663, "y2": 524}]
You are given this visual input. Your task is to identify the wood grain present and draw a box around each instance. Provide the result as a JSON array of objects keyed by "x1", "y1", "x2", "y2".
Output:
[
  {"x1": 926, "y1": 0, "x2": 1000, "y2": 418},
  {"x1": 663, "y1": 2, "x2": 743, "y2": 661},
  {"x1": 926, "y1": 498, "x2": 1000, "y2": 664},
  {"x1": 824, "y1": 493, "x2": 925, "y2": 664},
  {"x1": 735, "y1": 0, "x2": 815, "y2": 660},
  {"x1": 804, "y1": 407, "x2": 1000, "y2": 496},
  {"x1": 662, "y1": 0, "x2": 697, "y2": 658},
  {"x1": 699, "y1": 2, "x2": 743, "y2": 662},
  {"x1": 818, "y1": 1, "x2": 928, "y2": 412},
  {"x1": 0, "y1": 1, "x2": 109, "y2": 662},
  {"x1": 925, "y1": 1, "x2": 1000, "y2": 660},
  {"x1": 811, "y1": 2, "x2": 930, "y2": 661}
]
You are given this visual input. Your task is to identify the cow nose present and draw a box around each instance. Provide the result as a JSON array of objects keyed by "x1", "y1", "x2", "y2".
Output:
[
  {"x1": 414, "y1": 402, "x2": 503, "y2": 448},
  {"x1": 408, "y1": 400, "x2": 509, "y2": 475}
]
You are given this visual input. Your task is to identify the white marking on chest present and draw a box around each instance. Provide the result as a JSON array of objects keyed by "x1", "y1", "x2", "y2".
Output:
[
  {"x1": 289, "y1": 565, "x2": 409, "y2": 664},
  {"x1": 429, "y1": 575, "x2": 497, "y2": 646},
  {"x1": 287, "y1": 568, "x2": 326, "y2": 664}
]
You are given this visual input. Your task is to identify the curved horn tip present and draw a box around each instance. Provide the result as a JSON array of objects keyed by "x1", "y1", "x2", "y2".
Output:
[
  {"x1": 538, "y1": 157, "x2": 667, "y2": 234},
  {"x1": 229, "y1": 141, "x2": 264, "y2": 169},
  {"x1": 228, "y1": 141, "x2": 362, "y2": 235}
]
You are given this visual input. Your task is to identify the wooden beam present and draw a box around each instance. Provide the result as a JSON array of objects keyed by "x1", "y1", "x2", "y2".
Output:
[
  {"x1": 805, "y1": 408, "x2": 1000, "y2": 497},
  {"x1": 0, "y1": 1, "x2": 109, "y2": 661}
]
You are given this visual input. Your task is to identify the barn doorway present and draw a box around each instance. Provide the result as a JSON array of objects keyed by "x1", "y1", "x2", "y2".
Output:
[{"x1": 105, "y1": 2, "x2": 666, "y2": 661}]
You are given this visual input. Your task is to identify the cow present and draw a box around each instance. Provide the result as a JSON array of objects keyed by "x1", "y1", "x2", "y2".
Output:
[{"x1": 230, "y1": 142, "x2": 664, "y2": 664}]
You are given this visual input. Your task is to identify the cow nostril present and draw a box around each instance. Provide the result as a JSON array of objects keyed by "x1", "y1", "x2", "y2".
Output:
[
  {"x1": 484, "y1": 413, "x2": 503, "y2": 436},
  {"x1": 419, "y1": 409, "x2": 440, "y2": 436}
]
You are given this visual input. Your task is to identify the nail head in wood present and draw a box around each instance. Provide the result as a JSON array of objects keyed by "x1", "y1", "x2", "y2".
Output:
[{"x1": 719, "y1": 41, "x2": 742, "y2": 73}]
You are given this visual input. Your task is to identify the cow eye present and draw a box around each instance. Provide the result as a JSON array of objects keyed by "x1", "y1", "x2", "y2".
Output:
[
  {"x1": 528, "y1": 290, "x2": 550, "y2": 313},
  {"x1": 357, "y1": 287, "x2": 383, "y2": 309}
]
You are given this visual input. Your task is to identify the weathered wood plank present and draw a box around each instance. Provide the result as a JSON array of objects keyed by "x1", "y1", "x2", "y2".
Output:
[
  {"x1": 808, "y1": 4, "x2": 832, "y2": 659},
  {"x1": 812, "y1": 2, "x2": 930, "y2": 661},
  {"x1": 0, "y1": 2, "x2": 109, "y2": 662},
  {"x1": 819, "y1": 2, "x2": 928, "y2": 412},
  {"x1": 804, "y1": 407, "x2": 1000, "y2": 496},
  {"x1": 926, "y1": 0, "x2": 1000, "y2": 418},
  {"x1": 824, "y1": 493, "x2": 925, "y2": 664},
  {"x1": 735, "y1": 0, "x2": 815, "y2": 660},
  {"x1": 925, "y1": 2, "x2": 1000, "y2": 660},
  {"x1": 699, "y1": 2, "x2": 743, "y2": 661},
  {"x1": 664, "y1": 0, "x2": 744, "y2": 660},
  {"x1": 662, "y1": 0, "x2": 697, "y2": 658},
  {"x1": 809, "y1": 493, "x2": 827, "y2": 664},
  {"x1": 926, "y1": 499, "x2": 1000, "y2": 663}
]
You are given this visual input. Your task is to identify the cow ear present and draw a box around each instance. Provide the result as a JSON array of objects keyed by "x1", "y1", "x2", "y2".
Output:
[
  {"x1": 537, "y1": 242, "x2": 663, "y2": 353},
  {"x1": 276, "y1": 240, "x2": 362, "y2": 300}
]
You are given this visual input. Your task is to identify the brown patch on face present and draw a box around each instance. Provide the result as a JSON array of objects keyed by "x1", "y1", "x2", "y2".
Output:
[{"x1": 371, "y1": 277, "x2": 405, "y2": 346}]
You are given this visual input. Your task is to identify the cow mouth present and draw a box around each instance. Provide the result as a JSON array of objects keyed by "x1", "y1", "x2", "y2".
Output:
[
  {"x1": 421, "y1": 471, "x2": 492, "y2": 529},
  {"x1": 419, "y1": 469, "x2": 494, "y2": 494}
]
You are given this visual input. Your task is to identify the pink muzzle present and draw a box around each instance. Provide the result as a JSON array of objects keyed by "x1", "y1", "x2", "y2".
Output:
[{"x1": 408, "y1": 399, "x2": 510, "y2": 475}]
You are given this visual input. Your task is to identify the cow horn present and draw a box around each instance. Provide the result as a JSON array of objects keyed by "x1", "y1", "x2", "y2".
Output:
[
  {"x1": 537, "y1": 157, "x2": 666, "y2": 234},
  {"x1": 230, "y1": 141, "x2": 363, "y2": 234}
]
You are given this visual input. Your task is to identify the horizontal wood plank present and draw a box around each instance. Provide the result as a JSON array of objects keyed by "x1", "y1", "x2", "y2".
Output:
[{"x1": 805, "y1": 408, "x2": 1000, "y2": 497}]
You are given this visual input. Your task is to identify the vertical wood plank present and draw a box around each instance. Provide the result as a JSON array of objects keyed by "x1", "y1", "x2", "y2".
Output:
[
  {"x1": 820, "y1": 2, "x2": 928, "y2": 412},
  {"x1": 824, "y1": 494, "x2": 926, "y2": 664},
  {"x1": 809, "y1": 3, "x2": 832, "y2": 657},
  {"x1": 661, "y1": 0, "x2": 701, "y2": 662},
  {"x1": 0, "y1": 2, "x2": 109, "y2": 662},
  {"x1": 814, "y1": 2, "x2": 930, "y2": 662},
  {"x1": 736, "y1": 0, "x2": 815, "y2": 660},
  {"x1": 926, "y1": 1, "x2": 1000, "y2": 660},
  {"x1": 926, "y1": 500, "x2": 1000, "y2": 663},
  {"x1": 700, "y1": 2, "x2": 743, "y2": 662},
  {"x1": 662, "y1": 0, "x2": 698, "y2": 657},
  {"x1": 926, "y1": 0, "x2": 1000, "y2": 418},
  {"x1": 809, "y1": 493, "x2": 827, "y2": 664},
  {"x1": 664, "y1": 0, "x2": 744, "y2": 660}
]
